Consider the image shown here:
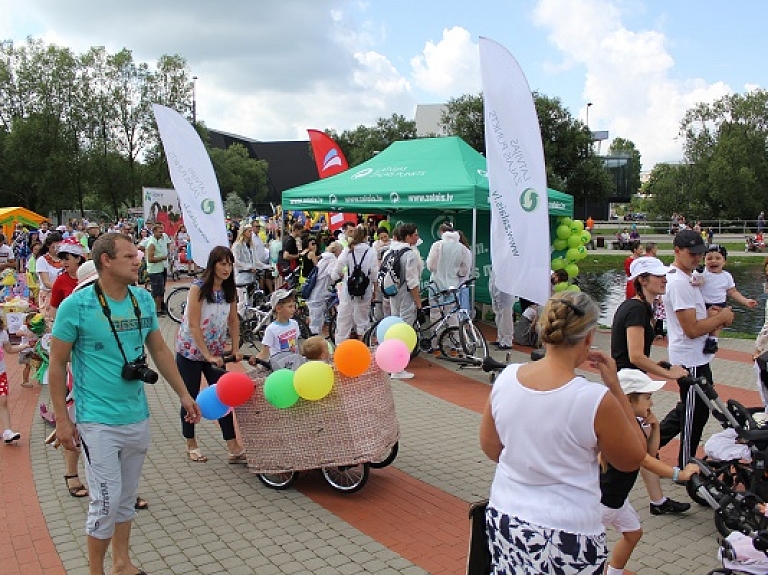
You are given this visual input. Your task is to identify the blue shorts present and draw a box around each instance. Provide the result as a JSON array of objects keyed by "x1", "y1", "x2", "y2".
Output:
[
  {"x1": 79, "y1": 419, "x2": 150, "y2": 539},
  {"x1": 149, "y1": 271, "x2": 166, "y2": 297}
]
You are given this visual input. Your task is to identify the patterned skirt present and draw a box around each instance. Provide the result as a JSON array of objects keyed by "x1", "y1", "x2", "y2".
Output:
[{"x1": 486, "y1": 505, "x2": 607, "y2": 574}]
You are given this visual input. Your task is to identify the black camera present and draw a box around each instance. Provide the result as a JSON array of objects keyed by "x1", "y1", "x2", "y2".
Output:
[{"x1": 121, "y1": 355, "x2": 159, "y2": 384}]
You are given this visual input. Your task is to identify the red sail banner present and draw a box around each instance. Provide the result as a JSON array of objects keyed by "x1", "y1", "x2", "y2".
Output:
[{"x1": 307, "y1": 129, "x2": 354, "y2": 231}]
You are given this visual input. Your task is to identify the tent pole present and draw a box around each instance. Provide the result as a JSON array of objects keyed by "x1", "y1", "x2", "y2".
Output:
[{"x1": 471, "y1": 207, "x2": 477, "y2": 318}]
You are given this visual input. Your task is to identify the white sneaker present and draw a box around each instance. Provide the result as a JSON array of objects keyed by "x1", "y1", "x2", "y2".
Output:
[
  {"x1": 391, "y1": 370, "x2": 414, "y2": 380},
  {"x1": 3, "y1": 429, "x2": 21, "y2": 444}
]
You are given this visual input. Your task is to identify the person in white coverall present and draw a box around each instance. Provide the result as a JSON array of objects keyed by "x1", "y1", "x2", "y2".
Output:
[
  {"x1": 333, "y1": 228, "x2": 378, "y2": 345},
  {"x1": 426, "y1": 226, "x2": 472, "y2": 326},
  {"x1": 489, "y1": 270, "x2": 514, "y2": 350},
  {"x1": 306, "y1": 242, "x2": 342, "y2": 336}
]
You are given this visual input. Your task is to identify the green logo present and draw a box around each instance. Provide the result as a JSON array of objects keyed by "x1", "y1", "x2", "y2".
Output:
[
  {"x1": 520, "y1": 188, "x2": 539, "y2": 212},
  {"x1": 200, "y1": 199, "x2": 215, "y2": 214}
]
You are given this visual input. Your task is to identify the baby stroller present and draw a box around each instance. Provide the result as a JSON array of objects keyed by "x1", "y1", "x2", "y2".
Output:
[
  {"x1": 685, "y1": 375, "x2": 768, "y2": 540},
  {"x1": 746, "y1": 236, "x2": 765, "y2": 253},
  {"x1": 704, "y1": 529, "x2": 768, "y2": 574}
]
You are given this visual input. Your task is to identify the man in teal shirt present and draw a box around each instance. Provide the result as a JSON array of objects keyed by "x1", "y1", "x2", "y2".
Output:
[
  {"x1": 49, "y1": 232, "x2": 200, "y2": 575},
  {"x1": 145, "y1": 222, "x2": 170, "y2": 315}
]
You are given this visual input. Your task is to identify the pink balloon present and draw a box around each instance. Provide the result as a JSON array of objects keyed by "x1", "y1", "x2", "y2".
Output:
[{"x1": 375, "y1": 339, "x2": 410, "y2": 373}]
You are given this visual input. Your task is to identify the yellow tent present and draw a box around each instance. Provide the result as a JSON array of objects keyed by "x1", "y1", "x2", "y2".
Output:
[{"x1": 0, "y1": 207, "x2": 47, "y2": 242}]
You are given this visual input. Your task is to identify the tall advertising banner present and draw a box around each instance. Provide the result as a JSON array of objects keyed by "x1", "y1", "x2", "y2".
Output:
[
  {"x1": 480, "y1": 37, "x2": 550, "y2": 305},
  {"x1": 152, "y1": 104, "x2": 229, "y2": 267},
  {"x1": 307, "y1": 129, "x2": 355, "y2": 231}
]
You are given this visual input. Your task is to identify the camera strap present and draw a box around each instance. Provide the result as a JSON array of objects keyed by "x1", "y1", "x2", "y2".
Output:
[{"x1": 93, "y1": 281, "x2": 144, "y2": 365}]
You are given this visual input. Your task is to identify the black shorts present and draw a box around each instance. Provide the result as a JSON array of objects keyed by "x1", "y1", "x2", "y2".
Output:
[{"x1": 149, "y1": 271, "x2": 166, "y2": 297}]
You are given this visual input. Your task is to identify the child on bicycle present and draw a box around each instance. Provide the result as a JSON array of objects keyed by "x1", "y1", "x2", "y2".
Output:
[
  {"x1": 250, "y1": 288, "x2": 299, "y2": 364},
  {"x1": 697, "y1": 244, "x2": 757, "y2": 354},
  {"x1": 600, "y1": 369, "x2": 700, "y2": 575}
]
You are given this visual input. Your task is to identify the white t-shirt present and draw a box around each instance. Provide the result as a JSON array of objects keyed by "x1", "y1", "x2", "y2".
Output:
[
  {"x1": 663, "y1": 266, "x2": 711, "y2": 366},
  {"x1": 262, "y1": 319, "x2": 299, "y2": 357},
  {"x1": 0, "y1": 244, "x2": 14, "y2": 266},
  {"x1": 700, "y1": 269, "x2": 735, "y2": 306},
  {"x1": 36, "y1": 254, "x2": 63, "y2": 291}
]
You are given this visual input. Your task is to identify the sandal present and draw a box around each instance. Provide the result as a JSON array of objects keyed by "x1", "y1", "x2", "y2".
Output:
[
  {"x1": 21, "y1": 381, "x2": 33, "y2": 388},
  {"x1": 64, "y1": 474, "x2": 88, "y2": 498},
  {"x1": 187, "y1": 448, "x2": 207, "y2": 462},
  {"x1": 134, "y1": 496, "x2": 149, "y2": 510},
  {"x1": 228, "y1": 449, "x2": 247, "y2": 464}
]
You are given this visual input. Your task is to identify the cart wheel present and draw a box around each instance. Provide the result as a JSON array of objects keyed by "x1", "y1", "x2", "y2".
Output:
[
  {"x1": 370, "y1": 442, "x2": 398, "y2": 469},
  {"x1": 258, "y1": 471, "x2": 298, "y2": 490},
  {"x1": 321, "y1": 463, "x2": 369, "y2": 493}
]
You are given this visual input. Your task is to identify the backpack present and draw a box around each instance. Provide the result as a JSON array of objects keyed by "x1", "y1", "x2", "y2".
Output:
[
  {"x1": 300, "y1": 265, "x2": 319, "y2": 299},
  {"x1": 346, "y1": 249, "x2": 370, "y2": 298},
  {"x1": 377, "y1": 247, "x2": 409, "y2": 298}
]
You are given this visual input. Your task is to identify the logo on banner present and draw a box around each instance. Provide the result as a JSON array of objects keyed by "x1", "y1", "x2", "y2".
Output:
[
  {"x1": 201, "y1": 199, "x2": 216, "y2": 214},
  {"x1": 352, "y1": 168, "x2": 372, "y2": 179},
  {"x1": 390, "y1": 192, "x2": 400, "y2": 204},
  {"x1": 520, "y1": 188, "x2": 539, "y2": 213},
  {"x1": 328, "y1": 194, "x2": 338, "y2": 206},
  {"x1": 321, "y1": 150, "x2": 343, "y2": 173}
]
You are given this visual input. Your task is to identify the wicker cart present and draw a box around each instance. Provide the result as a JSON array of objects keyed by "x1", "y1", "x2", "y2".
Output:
[{"x1": 235, "y1": 364, "x2": 400, "y2": 493}]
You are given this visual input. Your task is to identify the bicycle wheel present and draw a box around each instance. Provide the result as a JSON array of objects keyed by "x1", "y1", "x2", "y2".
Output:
[
  {"x1": 364, "y1": 318, "x2": 421, "y2": 359},
  {"x1": 438, "y1": 326, "x2": 463, "y2": 357},
  {"x1": 165, "y1": 286, "x2": 190, "y2": 323},
  {"x1": 321, "y1": 463, "x2": 369, "y2": 493},
  {"x1": 258, "y1": 471, "x2": 298, "y2": 490},
  {"x1": 327, "y1": 310, "x2": 337, "y2": 341},
  {"x1": 296, "y1": 316, "x2": 312, "y2": 340},
  {"x1": 459, "y1": 320, "x2": 489, "y2": 357}
]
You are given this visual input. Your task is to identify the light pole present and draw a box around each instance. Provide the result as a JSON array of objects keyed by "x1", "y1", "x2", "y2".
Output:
[
  {"x1": 192, "y1": 75, "x2": 198, "y2": 125},
  {"x1": 586, "y1": 102, "x2": 593, "y2": 129}
]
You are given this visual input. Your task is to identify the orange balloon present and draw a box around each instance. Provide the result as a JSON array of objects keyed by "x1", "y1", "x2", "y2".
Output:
[{"x1": 334, "y1": 339, "x2": 372, "y2": 377}]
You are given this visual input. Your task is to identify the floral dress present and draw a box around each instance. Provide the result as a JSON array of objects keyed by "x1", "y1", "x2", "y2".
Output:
[{"x1": 175, "y1": 280, "x2": 231, "y2": 361}]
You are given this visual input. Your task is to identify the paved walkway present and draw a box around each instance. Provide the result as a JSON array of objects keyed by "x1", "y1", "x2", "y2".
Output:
[{"x1": 1, "y1": 305, "x2": 764, "y2": 573}]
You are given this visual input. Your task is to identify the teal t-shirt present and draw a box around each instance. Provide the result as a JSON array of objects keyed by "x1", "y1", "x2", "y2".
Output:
[{"x1": 52, "y1": 285, "x2": 158, "y2": 425}]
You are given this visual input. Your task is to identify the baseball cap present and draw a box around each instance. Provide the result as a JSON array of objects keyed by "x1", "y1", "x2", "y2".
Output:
[
  {"x1": 269, "y1": 288, "x2": 294, "y2": 309},
  {"x1": 706, "y1": 243, "x2": 728, "y2": 258},
  {"x1": 618, "y1": 369, "x2": 666, "y2": 395},
  {"x1": 73, "y1": 260, "x2": 98, "y2": 292},
  {"x1": 673, "y1": 229, "x2": 707, "y2": 253},
  {"x1": 628, "y1": 257, "x2": 672, "y2": 280}
]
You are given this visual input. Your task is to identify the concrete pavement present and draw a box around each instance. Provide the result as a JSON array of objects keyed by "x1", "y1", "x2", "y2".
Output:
[{"x1": 4, "y1": 308, "x2": 766, "y2": 573}]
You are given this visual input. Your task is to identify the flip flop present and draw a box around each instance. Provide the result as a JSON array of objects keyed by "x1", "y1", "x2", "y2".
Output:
[
  {"x1": 228, "y1": 450, "x2": 247, "y2": 464},
  {"x1": 187, "y1": 448, "x2": 207, "y2": 463},
  {"x1": 134, "y1": 496, "x2": 149, "y2": 510}
]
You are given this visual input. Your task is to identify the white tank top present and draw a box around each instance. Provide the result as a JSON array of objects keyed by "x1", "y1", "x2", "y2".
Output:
[{"x1": 488, "y1": 364, "x2": 608, "y2": 535}]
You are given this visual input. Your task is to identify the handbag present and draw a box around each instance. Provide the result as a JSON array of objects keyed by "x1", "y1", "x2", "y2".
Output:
[{"x1": 467, "y1": 499, "x2": 492, "y2": 575}]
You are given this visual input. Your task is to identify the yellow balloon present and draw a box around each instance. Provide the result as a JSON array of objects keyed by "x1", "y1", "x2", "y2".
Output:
[
  {"x1": 293, "y1": 361, "x2": 334, "y2": 401},
  {"x1": 384, "y1": 322, "x2": 418, "y2": 351}
]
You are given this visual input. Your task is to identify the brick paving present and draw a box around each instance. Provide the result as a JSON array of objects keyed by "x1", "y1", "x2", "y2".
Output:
[{"x1": 2, "y1": 305, "x2": 765, "y2": 573}]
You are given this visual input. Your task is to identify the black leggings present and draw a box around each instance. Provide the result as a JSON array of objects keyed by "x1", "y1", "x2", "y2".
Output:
[{"x1": 176, "y1": 353, "x2": 236, "y2": 441}]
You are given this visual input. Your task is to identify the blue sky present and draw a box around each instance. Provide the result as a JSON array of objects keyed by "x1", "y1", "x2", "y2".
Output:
[{"x1": 1, "y1": 0, "x2": 764, "y2": 170}]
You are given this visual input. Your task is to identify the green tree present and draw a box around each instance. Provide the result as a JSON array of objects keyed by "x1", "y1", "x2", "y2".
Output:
[
  {"x1": 328, "y1": 114, "x2": 417, "y2": 166},
  {"x1": 608, "y1": 137, "x2": 642, "y2": 194},
  {"x1": 208, "y1": 143, "x2": 269, "y2": 205},
  {"x1": 224, "y1": 192, "x2": 248, "y2": 219}
]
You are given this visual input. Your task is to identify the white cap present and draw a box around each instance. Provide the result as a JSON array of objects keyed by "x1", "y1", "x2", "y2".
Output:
[
  {"x1": 618, "y1": 369, "x2": 666, "y2": 394},
  {"x1": 628, "y1": 257, "x2": 673, "y2": 281},
  {"x1": 269, "y1": 288, "x2": 293, "y2": 309}
]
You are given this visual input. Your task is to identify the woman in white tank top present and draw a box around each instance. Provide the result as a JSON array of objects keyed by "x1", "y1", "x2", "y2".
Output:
[{"x1": 479, "y1": 291, "x2": 646, "y2": 574}]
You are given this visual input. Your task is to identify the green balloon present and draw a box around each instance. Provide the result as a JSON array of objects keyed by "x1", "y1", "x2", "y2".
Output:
[
  {"x1": 565, "y1": 263, "x2": 579, "y2": 279},
  {"x1": 567, "y1": 234, "x2": 582, "y2": 249},
  {"x1": 553, "y1": 282, "x2": 569, "y2": 292},
  {"x1": 263, "y1": 369, "x2": 299, "y2": 409},
  {"x1": 556, "y1": 225, "x2": 571, "y2": 240},
  {"x1": 553, "y1": 238, "x2": 568, "y2": 251},
  {"x1": 576, "y1": 245, "x2": 588, "y2": 260},
  {"x1": 580, "y1": 230, "x2": 592, "y2": 244},
  {"x1": 551, "y1": 257, "x2": 566, "y2": 270},
  {"x1": 566, "y1": 247, "x2": 580, "y2": 262},
  {"x1": 570, "y1": 220, "x2": 585, "y2": 233},
  {"x1": 560, "y1": 217, "x2": 573, "y2": 228},
  {"x1": 566, "y1": 284, "x2": 581, "y2": 292}
]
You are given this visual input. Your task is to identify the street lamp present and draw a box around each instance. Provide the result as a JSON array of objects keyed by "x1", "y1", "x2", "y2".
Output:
[
  {"x1": 586, "y1": 102, "x2": 593, "y2": 129},
  {"x1": 192, "y1": 75, "x2": 198, "y2": 124}
]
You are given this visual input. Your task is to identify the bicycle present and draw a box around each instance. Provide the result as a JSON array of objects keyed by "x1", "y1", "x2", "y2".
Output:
[{"x1": 363, "y1": 278, "x2": 488, "y2": 359}]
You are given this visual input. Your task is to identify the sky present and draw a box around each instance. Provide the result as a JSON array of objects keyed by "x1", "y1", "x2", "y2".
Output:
[{"x1": 1, "y1": 0, "x2": 765, "y2": 171}]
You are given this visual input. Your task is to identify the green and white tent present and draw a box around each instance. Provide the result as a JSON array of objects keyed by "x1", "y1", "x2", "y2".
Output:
[{"x1": 283, "y1": 136, "x2": 573, "y2": 303}]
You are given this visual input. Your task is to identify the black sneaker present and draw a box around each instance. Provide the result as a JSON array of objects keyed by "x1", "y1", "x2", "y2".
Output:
[
  {"x1": 650, "y1": 498, "x2": 691, "y2": 515},
  {"x1": 703, "y1": 338, "x2": 719, "y2": 354}
]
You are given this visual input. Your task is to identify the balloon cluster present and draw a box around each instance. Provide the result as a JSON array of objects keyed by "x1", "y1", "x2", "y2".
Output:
[
  {"x1": 260, "y1": 315, "x2": 417, "y2": 410},
  {"x1": 197, "y1": 372, "x2": 254, "y2": 420},
  {"x1": 550, "y1": 217, "x2": 588, "y2": 292}
]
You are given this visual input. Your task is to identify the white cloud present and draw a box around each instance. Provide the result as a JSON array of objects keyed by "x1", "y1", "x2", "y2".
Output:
[
  {"x1": 533, "y1": 0, "x2": 732, "y2": 169},
  {"x1": 410, "y1": 27, "x2": 480, "y2": 100}
]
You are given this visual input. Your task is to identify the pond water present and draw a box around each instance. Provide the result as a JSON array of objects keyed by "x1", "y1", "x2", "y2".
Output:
[{"x1": 579, "y1": 265, "x2": 768, "y2": 336}]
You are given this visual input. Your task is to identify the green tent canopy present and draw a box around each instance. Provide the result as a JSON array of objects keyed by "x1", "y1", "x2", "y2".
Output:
[{"x1": 283, "y1": 136, "x2": 573, "y2": 304}]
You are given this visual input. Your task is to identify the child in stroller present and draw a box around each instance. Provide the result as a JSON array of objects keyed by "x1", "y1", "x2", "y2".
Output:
[{"x1": 746, "y1": 235, "x2": 766, "y2": 253}]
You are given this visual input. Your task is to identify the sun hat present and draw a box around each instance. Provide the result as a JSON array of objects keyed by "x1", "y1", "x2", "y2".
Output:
[
  {"x1": 72, "y1": 260, "x2": 98, "y2": 292},
  {"x1": 628, "y1": 257, "x2": 672, "y2": 280},
  {"x1": 269, "y1": 288, "x2": 294, "y2": 309},
  {"x1": 87, "y1": 222, "x2": 100, "y2": 230},
  {"x1": 56, "y1": 225, "x2": 67, "y2": 232},
  {"x1": 618, "y1": 369, "x2": 666, "y2": 394},
  {"x1": 57, "y1": 237, "x2": 85, "y2": 257},
  {"x1": 673, "y1": 229, "x2": 707, "y2": 253}
]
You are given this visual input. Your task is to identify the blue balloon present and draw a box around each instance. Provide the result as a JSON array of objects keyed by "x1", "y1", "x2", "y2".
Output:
[
  {"x1": 376, "y1": 315, "x2": 405, "y2": 342},
  {"x1": 198, "y1": 385, "x2": 229, "y2": 420}
]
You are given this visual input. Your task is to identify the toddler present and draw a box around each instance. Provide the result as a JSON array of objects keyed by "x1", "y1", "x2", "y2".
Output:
[
  {"x1": 0, "y1": 316, "x2": 33, "y2": 443},
  {"x1": 696, "y1": 244, "x2": 757, "y2": 354},
  {"x1": 17, "y1": 312, "x2": 44, "y2": 387},
  {"x1": 302, "y1": 335, "x2": 330, "y2": 361},
  {"x1": 600, "y1": 369, "x2": 699, "y2": 575}
]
